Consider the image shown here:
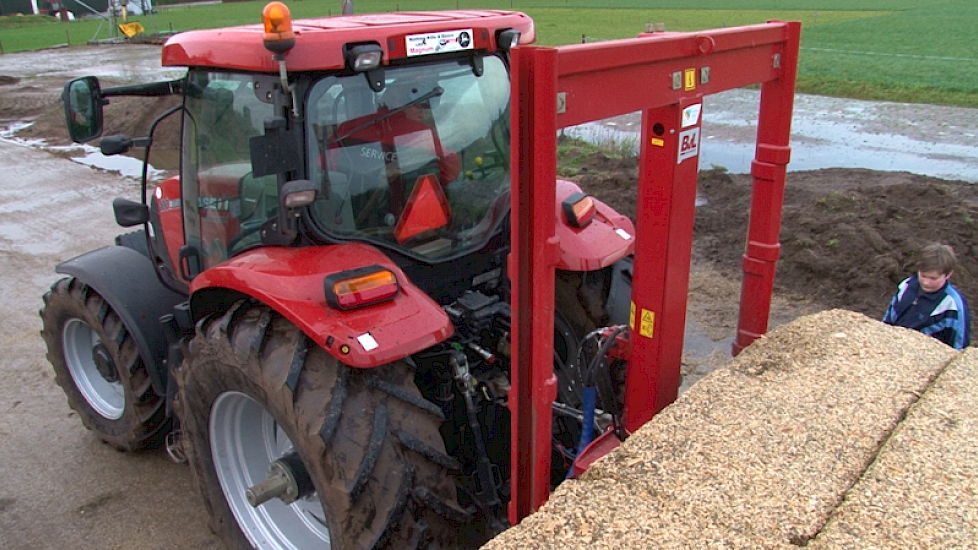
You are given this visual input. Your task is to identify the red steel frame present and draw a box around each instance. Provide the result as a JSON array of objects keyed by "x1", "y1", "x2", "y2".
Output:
[{"x1": 508, "y1": 21, "x2": 801, "y2": 523}]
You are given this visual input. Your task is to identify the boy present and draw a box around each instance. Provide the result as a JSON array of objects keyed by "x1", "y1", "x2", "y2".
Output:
[{"x1": 883, "y1": 243, "x2": 971, "y2": 350}]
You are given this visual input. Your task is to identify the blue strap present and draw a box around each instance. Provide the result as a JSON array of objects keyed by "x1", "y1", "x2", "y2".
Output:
[{"x1": 566, "y1": 386, "x2": 597, "y2": 479}]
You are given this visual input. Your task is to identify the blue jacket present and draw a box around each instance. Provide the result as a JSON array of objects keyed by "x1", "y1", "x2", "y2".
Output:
[{"x1": 883, "y1": 274, "x2": 971, "y2": 350}]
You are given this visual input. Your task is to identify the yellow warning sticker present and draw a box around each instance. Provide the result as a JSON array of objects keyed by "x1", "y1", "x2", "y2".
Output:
[
  {"x1": 684, "y1": 68, "x2": 696, "y2": 91},
  {"x1": 639, "y1": 309, "x2": 655, "y2": 338},
  {"x1": 629, "y1": 301, "x2": 635, "y2": 330},
  {"x1": 650, "y1": 137, "x2": 665, "y2": 147}
]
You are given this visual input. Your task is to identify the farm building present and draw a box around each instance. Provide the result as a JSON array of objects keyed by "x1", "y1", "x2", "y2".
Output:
[
  {"x1": 0, "y1": 0, "x2": 38, "y2": 16},
  {"x1": 0, "y1": 0, "x2": 152, "y2": 16}
]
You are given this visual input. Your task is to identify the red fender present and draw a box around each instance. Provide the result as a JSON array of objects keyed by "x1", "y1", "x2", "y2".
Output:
[
  {"x1": 189, "y1": 244, "x2": 453, "y2": 368},
  {"x1": 554, "y1": 179, "x2": 635, "y2": 271}
]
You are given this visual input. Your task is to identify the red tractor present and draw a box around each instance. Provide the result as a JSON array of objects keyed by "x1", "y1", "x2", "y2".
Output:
[{"x1": 43, "y1": 3, "x2": 636, "y2": 549}]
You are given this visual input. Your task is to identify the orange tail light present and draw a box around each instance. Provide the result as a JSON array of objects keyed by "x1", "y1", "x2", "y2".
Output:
[
  {"x1": 562, "y1": 192, "x2": 596, "y2": 228},
  {"x1": 324, "y1": 266, "x2": 399, "y2": 310}
]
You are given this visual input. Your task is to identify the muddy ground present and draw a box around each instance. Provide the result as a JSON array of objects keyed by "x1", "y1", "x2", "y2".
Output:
[
  {"x1": 566, "y1": 147, "x2": 978, "y2": 318},
  {"x1": 2, "y1": 44, "x2": 978, "y2": 549}
]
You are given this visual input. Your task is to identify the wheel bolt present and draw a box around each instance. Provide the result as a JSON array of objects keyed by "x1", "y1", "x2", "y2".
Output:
[{"x1": 246, "y1": 461, "x2": 298, "y2": 507}]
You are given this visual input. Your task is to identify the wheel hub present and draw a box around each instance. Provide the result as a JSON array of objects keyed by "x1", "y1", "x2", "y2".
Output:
[
  {"x1": 62, "y1": 318, "x2": 125, "y2": 420},
  {"x1": 92, "y1": 343, "x2": 119, "y2": 383},
  {"x1": 209, "y1": 391, "x2": 331, "y2": 548},
  {"x1": 246, "y1": 452, "x2": 314, "y2": 507}
]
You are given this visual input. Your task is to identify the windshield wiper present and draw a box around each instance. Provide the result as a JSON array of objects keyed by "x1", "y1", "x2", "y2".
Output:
[{"x1": 326, "y1": 86, "x2": 444, "y2": 147}]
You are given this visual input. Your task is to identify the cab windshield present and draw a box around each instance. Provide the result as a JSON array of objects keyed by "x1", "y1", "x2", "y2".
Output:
[{"x1": 305, "y1": 56, "x2": 511, "y2": 261}]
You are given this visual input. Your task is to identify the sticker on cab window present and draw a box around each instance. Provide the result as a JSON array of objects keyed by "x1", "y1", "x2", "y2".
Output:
[{"x1": 406, "y1": 29, "x2": 474, "y2": 57}]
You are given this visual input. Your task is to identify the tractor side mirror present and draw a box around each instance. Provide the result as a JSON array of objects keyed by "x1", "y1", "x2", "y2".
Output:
[
  {"x1": 100, "y1": 135, "x2": 135, "y2": 156},
  {"x1": 113, "y1": 197, "x2": 150, "y2": 227},
  {"x1": 62, "y1": 76, "x2": 104, "y2": 143}
]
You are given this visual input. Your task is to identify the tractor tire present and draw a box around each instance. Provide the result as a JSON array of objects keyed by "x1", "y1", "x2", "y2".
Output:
[
  {"x1": 39, "y1": 277, "x2": 170, "y2": 451},
  {"x1": 557, "y1": 267, "x2": 627, "y2": 392},
  {"x1": 175, "y1": 301, "x2": 467, "y2": 550},
  {"x1": 554, "y1": 269, "x2": 616, "y2": 404},
  {"x1": 551, "y1": 269, "x2": 625, "y2": 479}
]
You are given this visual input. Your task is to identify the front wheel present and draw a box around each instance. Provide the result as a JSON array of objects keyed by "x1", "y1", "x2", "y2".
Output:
[
  {"x1": 39, "y1": 277, "x2": 170, "y2": 451},
  {"x1": 176, "y1": 301, "x2": 468, "y2": 550}
]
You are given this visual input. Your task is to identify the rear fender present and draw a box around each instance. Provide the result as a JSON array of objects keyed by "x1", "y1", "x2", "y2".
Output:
[
  {"x1": 56, "y1": 246, "x2": 188, "y2": 396},
  {"x1": 189, "y1": 244, "x2": 453, "y2": 368},
  {"x1": 554, "y1": 179, "x2": 635, "y2": 271}
]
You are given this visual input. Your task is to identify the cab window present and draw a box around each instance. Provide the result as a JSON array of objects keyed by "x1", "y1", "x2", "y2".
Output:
[{"x1": 180, "y1": 71, "x2": 277, "y2": 272}]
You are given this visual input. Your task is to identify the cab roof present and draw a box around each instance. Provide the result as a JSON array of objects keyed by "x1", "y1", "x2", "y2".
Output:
[{"x1": 162, "y1": 10, "x2": 535, "y2": 72}]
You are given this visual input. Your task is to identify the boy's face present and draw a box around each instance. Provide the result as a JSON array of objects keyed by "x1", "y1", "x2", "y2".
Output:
[{"x1": 918, "y1": 270, "x2": 952, "y2": 293}]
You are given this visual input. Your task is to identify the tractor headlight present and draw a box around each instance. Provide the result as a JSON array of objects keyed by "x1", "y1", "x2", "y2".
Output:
[
  {"x1": 346, "y1": 44, "x2": 383, "y2": 72},
  {"x1": 345, "y1": 43, "x2": 385, "y2": 91},
  {"x1": 497, "y1": 29, "x2": 521, "y2": 52}
]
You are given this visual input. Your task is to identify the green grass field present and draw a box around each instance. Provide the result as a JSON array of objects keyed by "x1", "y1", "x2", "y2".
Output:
[{"x1": 2, "y1": 0, "x2": 976, "y2": 107}]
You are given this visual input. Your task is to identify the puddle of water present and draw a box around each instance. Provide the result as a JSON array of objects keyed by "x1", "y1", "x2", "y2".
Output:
[
  {"x1": 565, "y1": 89, "x2": 978, "y2": 183},
  {"x1": 1, "y1": 45, "x2": 184, "y2": 83},
  {"x1": 54, "y1": 61, "x2": 187, "y2": 83},
  {"x1": 1, "y1": 130, "x2": 162, "y2": 181},
  {"x1": 680, "y1": 317, "x2": 733, "y2": 395},
  {"x1": 0, "y1": 122, "x2": 37, "y2": 141},
  {"x1": 57, "y1": 144, "x2": 163, "y2": 181}
]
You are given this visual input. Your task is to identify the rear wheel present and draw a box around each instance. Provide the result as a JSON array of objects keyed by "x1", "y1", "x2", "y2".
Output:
[
  {"x1": 39, "y1": 277, "x2": 169, "y2": 451},
  {"x1": 176, "y1": 301, "x2": 468, "y2": 550},
  {"x1": 551, "y1": 270, "x2": 624, "y2": 480},
  {"x1": 556, "y1": 268, "x2": 626, "y2": 402}
]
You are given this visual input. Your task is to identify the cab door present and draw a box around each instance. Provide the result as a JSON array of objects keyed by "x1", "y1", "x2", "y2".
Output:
[{"x1": 178, "y1": 71, "x2": 279, "y2": 277}]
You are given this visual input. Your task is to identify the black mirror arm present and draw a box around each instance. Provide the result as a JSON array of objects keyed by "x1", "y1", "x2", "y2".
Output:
[{"x1": 102, "y1": 79, "x2": 183, "y2": 98}]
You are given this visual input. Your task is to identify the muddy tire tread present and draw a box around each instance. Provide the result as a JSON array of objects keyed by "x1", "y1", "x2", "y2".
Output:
[
  {"x1": 350, "y1": 402, "x2": 388, "y2": 502},
  {"x1": 39, "y1": 277, "x2": 170, "y2": 451},
  {"x1": 398, "y1": 431, "x2": 462, "y2": 471},
  {"x1": 367, "y1": 377, "x2": 445, "y2": 420},
  {"x1": 319, "y1": 364, "x2": 348, "y2": 446},
  {"x1": 285, "y1": 333, "x2": 309, "y2": 394},
  {"x1": 177, "y1": 301, "x2": 463, "y2": 550},
  {"x1": 556, "y1": 269, "x2": 626, "y2": 411}
]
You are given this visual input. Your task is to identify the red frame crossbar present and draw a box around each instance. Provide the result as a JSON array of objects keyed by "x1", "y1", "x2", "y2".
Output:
[{"x1": 508, "y1": 21, "x2": 801, "y2": 523}]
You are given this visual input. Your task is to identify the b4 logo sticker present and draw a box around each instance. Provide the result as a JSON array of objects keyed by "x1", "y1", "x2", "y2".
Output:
[{"x1": 678, "y1": 127, "x2": 700, "y2": 163}]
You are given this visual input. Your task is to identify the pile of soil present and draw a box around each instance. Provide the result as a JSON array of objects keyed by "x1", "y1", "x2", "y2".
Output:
[
  {"x1": 10, "y1": 87, "x2": 182, "y2": 152},
  {"x1": 566, "y1": 142, "x2": 978, "y2": 320}
]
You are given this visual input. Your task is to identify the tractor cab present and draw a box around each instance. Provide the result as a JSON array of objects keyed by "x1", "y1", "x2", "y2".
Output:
[{"x1": 63, "y1": 4, "x2": 534, "y2": 291}]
